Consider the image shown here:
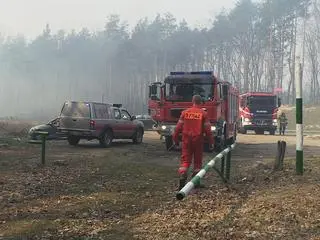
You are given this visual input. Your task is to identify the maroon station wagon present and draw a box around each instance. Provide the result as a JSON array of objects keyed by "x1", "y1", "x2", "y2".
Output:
[{"x1": 57, "y1": 101, "x2": 144, "y2": 147}]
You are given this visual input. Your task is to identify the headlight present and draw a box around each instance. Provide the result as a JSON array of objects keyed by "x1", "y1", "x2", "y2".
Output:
[
  {"x1": 211, "y1": 126, "x2": 216, "y2": 131},
  {"x1": 244, "y1": 118, "x2": 251, "y2": 122},
  {"x1": 273, "y1": 119, "x2": 277, "y2": 123},
  {"x1": 161, "y1": 125, "x2": 167, "y2": 130}
]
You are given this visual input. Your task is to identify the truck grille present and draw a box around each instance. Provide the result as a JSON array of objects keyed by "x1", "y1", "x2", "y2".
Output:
[
  {"x1": 252, "y1": 113, "x2": 273, "y2": 125},
  {"x1": 253, "y1": 119, "x2": 272, "y2": 125}
]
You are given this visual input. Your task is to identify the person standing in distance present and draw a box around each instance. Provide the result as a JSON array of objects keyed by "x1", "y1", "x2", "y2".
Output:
[
  {"x1": 278, "y1": 112, "x2": 288, "y2": 135},
  {"x1": 172, "y1": 95, "x2": 214, "y2": 190}
]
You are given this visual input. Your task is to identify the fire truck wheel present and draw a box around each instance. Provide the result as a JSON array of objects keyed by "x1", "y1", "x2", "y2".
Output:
[
  {"x1": 232, "y1": 126, "x2": 237, "y2": 143},
  {"x1": 216, "y1": 131, "x2": 227, "y2": 152},
  {"x1": 165, "y1": 136, "x2": 173, "y2": 151},
  {"x1": 204, "y1": 143, "x2": 213, "y2": 153},
  {"x1": 228, "y1": 136, "x2": 235, "y2": 145},
  {"x1": 239, "y1": 128, "x2": 247, "y2": 134}
]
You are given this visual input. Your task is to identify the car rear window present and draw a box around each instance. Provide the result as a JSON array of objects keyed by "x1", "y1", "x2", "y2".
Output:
[
  {"x1": 93, "y1": 104, "x2": 109, "y2": 119},
  {"x1": 60, "y1": 102, "x2": 90, "y2": 118}
]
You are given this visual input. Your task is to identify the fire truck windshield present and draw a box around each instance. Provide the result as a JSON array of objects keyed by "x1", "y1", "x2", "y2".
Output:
[
  {"x1": 247, "y1": 96, "x2": 277, "y2": 107},
  {"x1": 165, "y1": 82, "x2": 213, "y2": 102}
]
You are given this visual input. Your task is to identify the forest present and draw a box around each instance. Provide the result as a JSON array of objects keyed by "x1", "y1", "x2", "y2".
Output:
[{"x1": 0, "y1": 0, "x2": 317, "y2": 119}]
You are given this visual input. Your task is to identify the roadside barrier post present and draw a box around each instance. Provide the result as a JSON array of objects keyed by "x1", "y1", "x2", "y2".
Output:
[
  {"x1": 176, "y1": 143, "x2": 236, "y2": 201},
  {"x1": 226, "y1": 151, "x2": 231, "y2": 181},
  {"x1": 220, "y1": 155, "x2": 225, "y2": 175},
  {"x1": 34, "y1": 131, "x2": 49, "y2": 165},
  {"x1": 279, "y1": 141, "x2": 286, "y2": 170},
  {"x1": 274, "y1": 140, "x2": 286, "y2": 171},
  {"x1": 296, "y1": 58, "x2": 303, "y2": 175}
]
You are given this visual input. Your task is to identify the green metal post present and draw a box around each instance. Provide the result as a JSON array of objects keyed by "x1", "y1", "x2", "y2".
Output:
[
  {"x1": 35, "y1": 131, "x2": 48, "y2": 165},
  {"x1": 296, "y1": 59, "x2": 303, "y2": 175},
  {"x1": 41, "y1": 134, "x2": 46, "y2": 165},
  {"x1": 220, "y1": 155, "x2": 225, "y2": 175},
  {"x1": 226, "y1": 151, "x2": 231, "y2": 181},
  {"x1": 212, "y1": 166, "x2": 228, "y2": 183}
]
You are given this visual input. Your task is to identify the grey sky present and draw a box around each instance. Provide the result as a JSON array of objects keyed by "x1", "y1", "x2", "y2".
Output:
[{"x1": 0, "y1": 0, "x2": 235, "y2": 39}]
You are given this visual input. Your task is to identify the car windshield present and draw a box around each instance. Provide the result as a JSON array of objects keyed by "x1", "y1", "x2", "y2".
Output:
[
  {"x1": 248, "y1": 96, "x2": 276, "y2": 107},
  {"x1": 60, "y1": 102, "x2": 90, "y2": 118},
  {"x1": 48, "y1": 118, "x2": 57, "y2": 124},
  {"x1": 165, "y1": 83, "x2": 213, "y2": 102}
]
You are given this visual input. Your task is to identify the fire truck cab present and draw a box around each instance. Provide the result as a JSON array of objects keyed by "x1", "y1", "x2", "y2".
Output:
[
  {"x1": 148, "y1": 71, "x2": 239, "y2": 152},
  {"x1": 238, "y1": 92, "x2": 281, "y2": 135}
]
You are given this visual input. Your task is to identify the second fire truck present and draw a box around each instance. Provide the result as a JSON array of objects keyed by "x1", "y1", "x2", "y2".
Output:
[
  {"x1": 148, "y1": 71, "x2": 239, "y2": 152},
  {"x1": 238, "y1": 92, "x2": 281, "y2": 135}
]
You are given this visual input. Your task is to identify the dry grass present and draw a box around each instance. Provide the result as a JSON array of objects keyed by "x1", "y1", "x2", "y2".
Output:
[
  {"x1": 0, "y1": 120, "x2": 39, "y2": 138},
  {"x1": 0, "y1": 126, "x2": 320, "y2": 239},
  {"x1": 0, "y1": 139, "x2": 177, "y2": 240}
]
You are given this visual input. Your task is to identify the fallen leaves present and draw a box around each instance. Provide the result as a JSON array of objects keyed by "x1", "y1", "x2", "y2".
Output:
[
  {"x1": 132, "y1": 189, "x2": 238, "y2": 239},
  {"x1": 130, "y1": 159, "x2": 320, "y2": 240},
  {"x1": 1, "y1": 132, "x2": 320, "y2": 239}
]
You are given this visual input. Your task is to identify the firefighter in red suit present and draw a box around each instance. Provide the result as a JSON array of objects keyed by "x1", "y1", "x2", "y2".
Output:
[{"x1": 172, "y1": 95, "x2": 214, "y2": 190}]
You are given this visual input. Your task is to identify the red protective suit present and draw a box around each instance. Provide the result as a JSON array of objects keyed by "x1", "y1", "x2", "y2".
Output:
[{"x1": 172, "y1": 104, "x2": 214, "y2": 177}]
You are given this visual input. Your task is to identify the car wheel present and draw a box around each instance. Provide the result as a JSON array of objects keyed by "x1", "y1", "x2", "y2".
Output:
[
  {"x1": 100, "y1": 130, "x2": 113, "y2": 148},
  {"x1": 133, "y1": 128, "x2": 143, "y2": 144},
  {"x1": 165, "y1": 136, "x2": 173, "y2": 151},
  {"x1": 68, "y1": 136, "x2": 80, "y2": 146}
]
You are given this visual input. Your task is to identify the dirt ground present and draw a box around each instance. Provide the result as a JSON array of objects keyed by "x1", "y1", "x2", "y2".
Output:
[
  {"x1": 280, "y1": 105, "x2": 320, "y2": 131},
  {"x1": 0, "y1": 126, "x2": 320, "y2": 239}
]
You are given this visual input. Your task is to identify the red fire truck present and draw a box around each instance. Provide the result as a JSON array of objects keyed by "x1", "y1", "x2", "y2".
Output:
[
  {"x1": 238, "y1": 92, "x2": 281, "y2": 135},
  {"x1": 148, "y1": 71, "x2": 239, "y2": 152}
]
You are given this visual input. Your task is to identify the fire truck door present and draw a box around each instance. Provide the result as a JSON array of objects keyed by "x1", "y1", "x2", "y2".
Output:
[{"x1": 222, "y1": 84, "x2": 229, "y2": 133}]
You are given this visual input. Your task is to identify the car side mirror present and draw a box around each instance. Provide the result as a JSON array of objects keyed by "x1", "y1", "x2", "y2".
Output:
[
  {"x1": 131, "y1": 116, "x2": 136, "y2": 121},
  {"x1": 150, "y1": 85, "x2": 158, "y2": 95},
  {"x1": 151, "y1": 96, "x2": 159, "y2": 100}
]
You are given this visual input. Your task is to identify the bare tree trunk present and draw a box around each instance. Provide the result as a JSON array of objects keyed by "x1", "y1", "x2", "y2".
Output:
[{"x1": 287, "y1": 15, "x2": 298, "y2": 104}]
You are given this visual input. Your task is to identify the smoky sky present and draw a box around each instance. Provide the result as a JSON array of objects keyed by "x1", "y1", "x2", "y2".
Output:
[{"x1": 0, "y1": 0, "x2": 235, "y2": 38}]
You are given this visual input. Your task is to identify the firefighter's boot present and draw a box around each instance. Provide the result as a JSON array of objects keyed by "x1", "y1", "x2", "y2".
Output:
[{"x1": 178, "y1": 173, "x2": 188, "y2": 191}]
